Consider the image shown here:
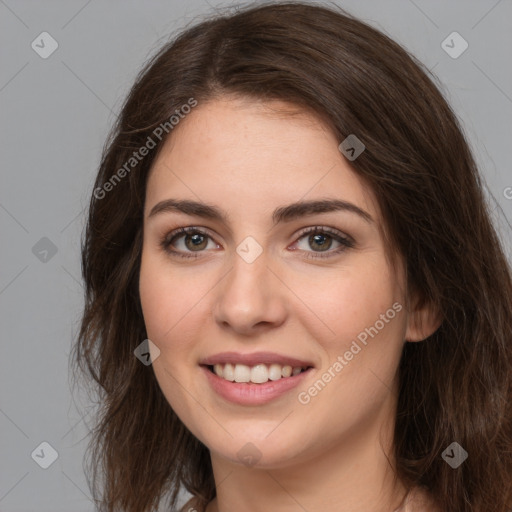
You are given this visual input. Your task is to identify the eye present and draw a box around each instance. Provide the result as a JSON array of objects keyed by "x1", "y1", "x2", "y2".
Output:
[
  {"x1": 292, "y1": 226, "x2": 354, "y2": 259},
  {"x1": 160, "y1": 227, "x2": 218, "y2": 259},
  {"x1": 160, "y1": 226, "x2": 354, "y2": 260}
]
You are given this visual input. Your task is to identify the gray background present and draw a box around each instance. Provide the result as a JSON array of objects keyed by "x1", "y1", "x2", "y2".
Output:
[{"x1": 1, "y1": 0, "x2": 511, "y2": 511}]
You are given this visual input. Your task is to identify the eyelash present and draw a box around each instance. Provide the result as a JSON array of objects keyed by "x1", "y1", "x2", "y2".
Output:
[{"x1": 160, "y1": 226, "x2": 355, "y2": 260}]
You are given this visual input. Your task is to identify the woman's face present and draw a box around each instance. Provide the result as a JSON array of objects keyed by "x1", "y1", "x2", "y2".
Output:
[{"x1": 139, "y1": 96, "x2": 417, "y2": 468}]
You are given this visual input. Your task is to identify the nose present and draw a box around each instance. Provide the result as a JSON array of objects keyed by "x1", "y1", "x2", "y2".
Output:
[{"x1": 212, "y1": 250, "x2": 288, "y2": 336}]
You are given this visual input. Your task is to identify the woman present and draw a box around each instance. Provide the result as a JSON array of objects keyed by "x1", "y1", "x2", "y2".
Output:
[{"x1": 72, "y1": 2, "x2": 512, "y2": 511}]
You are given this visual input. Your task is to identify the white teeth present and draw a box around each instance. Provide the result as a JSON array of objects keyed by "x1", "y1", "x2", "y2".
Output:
[
  {"x1": 211, "y1": 362, "x2": 308, "y2": 384},
  {"x1": 213, "y1": 364, "x2": 223, "y2": 378},
  {"x1": 268, "y1": 363, "x2": 282, "y2": 381},
  {"x1": 234, "y1": 364, "x2": 251, "y2": 383},
  {"x1": 251, "y1": 364, "x2": 269, "y2": 384},
  {"x1": 281, "y1": 365, "x2": 292, "y2": 378},
  {"x1": 223, "y1": 363, "x2": 235, "y2": 382}
]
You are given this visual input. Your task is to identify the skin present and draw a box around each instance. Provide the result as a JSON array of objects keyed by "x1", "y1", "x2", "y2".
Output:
[{"x1": 139, "y1": 96, "x2": 440, "y2": 512}]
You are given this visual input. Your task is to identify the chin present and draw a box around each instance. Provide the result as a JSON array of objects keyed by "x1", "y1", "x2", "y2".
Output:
[{"x1": 206, "y1": 434, "x2": 307, "y2": 470}]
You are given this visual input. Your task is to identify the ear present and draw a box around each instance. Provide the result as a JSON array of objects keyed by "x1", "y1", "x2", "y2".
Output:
[{"x1": 404, "y1": 295, "x2": 443, "y2": 342}]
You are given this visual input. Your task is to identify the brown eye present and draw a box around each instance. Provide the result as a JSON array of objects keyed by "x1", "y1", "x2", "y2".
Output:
[
  {"x1": 161, "y1": 227, "x2": 217, "y2": 259},
  {"x1": 160, "y1": 225, "x2": 354, "y2": 260},
  {"x1": 293, "y1": 227, "x2": 355, "y2": 260}
]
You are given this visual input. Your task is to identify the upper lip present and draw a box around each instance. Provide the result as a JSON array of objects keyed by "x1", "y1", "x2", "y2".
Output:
[{"x1": 199, "y1": 351, "x2": 314, "y2": 368}]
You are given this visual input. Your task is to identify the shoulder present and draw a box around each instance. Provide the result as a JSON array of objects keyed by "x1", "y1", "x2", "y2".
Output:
[{"x1": 178, "y1": 496, "x2": 206, "y2": 512}]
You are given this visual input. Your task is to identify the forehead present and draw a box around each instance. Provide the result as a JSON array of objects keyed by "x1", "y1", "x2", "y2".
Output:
[{"x1": 145, "y1": 97, "x2": 379, "y2": 223}]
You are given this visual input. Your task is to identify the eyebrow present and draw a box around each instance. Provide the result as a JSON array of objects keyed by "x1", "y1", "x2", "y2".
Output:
[{"x1": 148, "y1": 198, "x2": 373, "y2": 225}]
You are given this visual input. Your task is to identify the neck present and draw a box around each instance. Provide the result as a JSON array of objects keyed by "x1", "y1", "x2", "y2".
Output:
[{"x1": 206, "y1": 392, "x2": 407, "y2": 512}]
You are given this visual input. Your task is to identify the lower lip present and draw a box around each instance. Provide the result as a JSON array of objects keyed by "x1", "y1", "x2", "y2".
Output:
[{"x1": 201, "y1": 365, "x2": 313, "y2": 405}]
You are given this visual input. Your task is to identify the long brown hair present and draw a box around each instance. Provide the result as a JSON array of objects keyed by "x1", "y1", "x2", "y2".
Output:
[{"x1": 72, "y1": 2, "x2": 512, "y2": 511}]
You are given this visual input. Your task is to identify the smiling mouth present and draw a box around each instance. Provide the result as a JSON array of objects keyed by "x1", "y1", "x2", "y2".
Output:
[{"x1": 204, "y1": 363, "x2": 312, "y2": 384}]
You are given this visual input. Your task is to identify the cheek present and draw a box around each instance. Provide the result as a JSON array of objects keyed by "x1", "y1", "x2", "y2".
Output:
[
  {"x1": 296, "y1": 258, "x2": 405, "y2": 350},
  {"x1": 138, "y1": 248, "x2": 214, "y2": 395},
  {"x1": 139, "y1": 251, "x2": 202, "y2": 423},
  {"x1": 139, "y1": 260, "x2": 175, "y2": 342},
  {"x1": 139, "y1": 248, "x2": 202, "y2": 345},
  {"x1": 293, "y1": 265, "x2": 405, "y2": 444}
]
